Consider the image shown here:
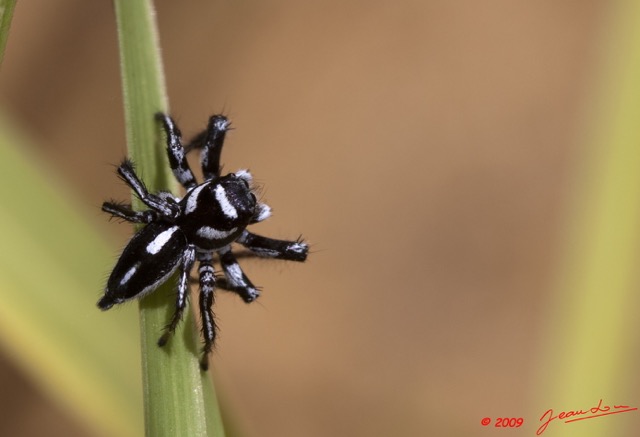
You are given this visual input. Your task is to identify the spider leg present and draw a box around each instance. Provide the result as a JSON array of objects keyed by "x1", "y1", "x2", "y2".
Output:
[
  {"x1": 102, "y1": 201, "x2": 157, "y2": 223},
  {"x1": 217, "y1": 245, "x2": 260, "y2": 303},
  {"x1": 183, "y1": 129, "x2": 207, "y2": 154},
  {"x1": 197, "y1": 254, "x2": 218, "y2": 371},
  {"x1": 250, "y1": 202, "x2": 272, "y2": 224},
  {"x1": 157, "y1": 191, "x2": 180, "y2": 203},
  {"x1": 155, "y1": 113, "x2": 198, "y2": 191},
  {"x1": 237, "y1": 230, "x2": 309, "y2": 262},
  {"x1": 200, "y1": 114, "x2": 231, "y2": 181},
  {"x1": 116, "y1": 159, "x2": 181, "y2": 219},
  {"x1": 157, "y1": 245, "x2": 196, "y2": 347}
]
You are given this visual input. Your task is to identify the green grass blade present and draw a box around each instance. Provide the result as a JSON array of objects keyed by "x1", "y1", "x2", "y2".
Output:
[
  {"x1": 532, "y1": 3, "x2": 640, "y2": 436},
  {"x1": 0, "y1": 113, "x2": 143, "y2": 437},
  {"x1": 113, "y1": 0, "x2": 225, "y2": 435},
  {"x1": 0, "y1": 0, "x2": 16, "y2": 67}
]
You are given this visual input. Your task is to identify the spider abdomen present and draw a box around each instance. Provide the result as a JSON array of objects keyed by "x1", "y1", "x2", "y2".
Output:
[{"x1": 99, "y1": 222, "x2": 188, "y2": 310}]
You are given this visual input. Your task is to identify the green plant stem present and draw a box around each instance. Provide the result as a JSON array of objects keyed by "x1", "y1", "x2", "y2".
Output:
[
  {"x1": 0, "y1": 0, "x2": 17, "y2": 67},
  {"x1": 532, "y1": 3, "x2": 640, "y2": 435},
  {"x1": 113, "y1": 0, "x2": 225, "y2": 435}
]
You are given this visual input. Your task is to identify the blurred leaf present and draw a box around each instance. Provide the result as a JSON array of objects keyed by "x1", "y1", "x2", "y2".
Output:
[
  {"x1": 533, "y1": 2, "x2": 640, "y2": 436},
  {"x1": 0, "y1": 0, "x2": 16, "y2": 67},
  {"x1": 0, "y1": 113, "x2": 143, "y2": 436}
]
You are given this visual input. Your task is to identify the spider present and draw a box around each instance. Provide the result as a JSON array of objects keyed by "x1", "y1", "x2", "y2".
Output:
[{"x1": 98, "y1": 113, "x2": 309, "y2": 370}]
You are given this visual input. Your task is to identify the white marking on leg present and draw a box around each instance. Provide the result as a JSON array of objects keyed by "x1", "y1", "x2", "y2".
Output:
[
  {"x1": 196, "y1": 226, "x2": 237, "y2": 240},
  {"x1": 251, "y1": 248, "x2": 280, "y2": 257},
  {"x1": 254, "y1": 203, "x2": 272, "y2": 222},
  {"x1": 236, "y1": 230, "x2": 250, "y2": 244},
  {"x1": 235, "y1": 169, "x2": 252, "y2": 183},
  {"x1": 223, "y1": 262, "x2": 260, "y2": 299},
  {"x1": 224, "y1": 262, "x2": 245, "y2": 286},
  {"x1": 214, "y1": 118, "x2": 230, "y2": 131},
  {"x1": 290, "y1": 242, "x2": 308, "y2": 254},
  {"x1": 215, "y1": 185, "x2": 238, "y2": 218},
  {"x1": 175, "y1": 167, "x2": 194, "y2": 185},
  {"x1": 146, "y1": 226, "x2": 179, "y2": 254}
]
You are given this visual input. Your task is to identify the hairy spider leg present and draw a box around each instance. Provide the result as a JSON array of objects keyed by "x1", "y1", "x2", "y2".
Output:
[
  {"x1": 197, "y1": 254, "x2": 218, "y2": 371},
  {"x1": 217, "y1": 245, "x2": 260, "y2": 302},
  {"x1": 200, "y1": 115, "x2": 230, "y2": 181},
  {"x1": 116, "y1": 159, "x2": 181, "y2": 219},
  {"x1": 157, "y1": 244, "x2": 197, "y2": 347},
  {"x1": 155, "y1": 113, "x2": 198, "y2": 191},
  {"x1": 237, "y1": 230, "x2": 309, "y2": 262},
  {"x1": 249, "y1": 200, "x2": 272, "y2": 224},
  {"x1": 101, "y1": 201, "x2": 157, "y2": 224},
  {"x1": 183, "y1": 114, "x2": 230, "y2": 182}
]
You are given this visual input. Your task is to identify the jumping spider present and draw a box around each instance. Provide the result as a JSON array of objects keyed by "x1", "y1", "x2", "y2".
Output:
[{"x1": 98, "y1": 113, "x2": 308, "y2": 370}]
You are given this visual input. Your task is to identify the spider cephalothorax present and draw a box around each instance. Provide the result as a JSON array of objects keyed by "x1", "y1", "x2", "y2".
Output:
[{"x1": 98, "y1": 113, "x2": 308, "y2": 370}]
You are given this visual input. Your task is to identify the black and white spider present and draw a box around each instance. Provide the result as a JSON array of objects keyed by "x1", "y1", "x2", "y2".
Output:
[{"x1": 98, "y1": 113, "x2": 308, "y2": 370}]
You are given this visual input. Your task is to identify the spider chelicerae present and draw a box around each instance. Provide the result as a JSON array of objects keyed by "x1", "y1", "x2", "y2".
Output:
[{"x1": 98, "y1": 113, "x2": 309, "y2": 370}]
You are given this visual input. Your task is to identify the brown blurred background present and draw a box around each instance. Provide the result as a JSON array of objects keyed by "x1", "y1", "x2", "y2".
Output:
[{"x1": 0, "y1": 1, "x2": 615, "y2": 436}]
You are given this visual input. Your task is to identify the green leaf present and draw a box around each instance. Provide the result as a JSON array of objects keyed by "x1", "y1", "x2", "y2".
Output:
[
  {"x1": 0, "y1": 0, "x2": 16, "y2": 67},
  {"x1": 0, "y1": 113, "x2": 143, "y2": 437},
  {"x1": 533, "y1": 3, "x2": 640, "y2": 436}
]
